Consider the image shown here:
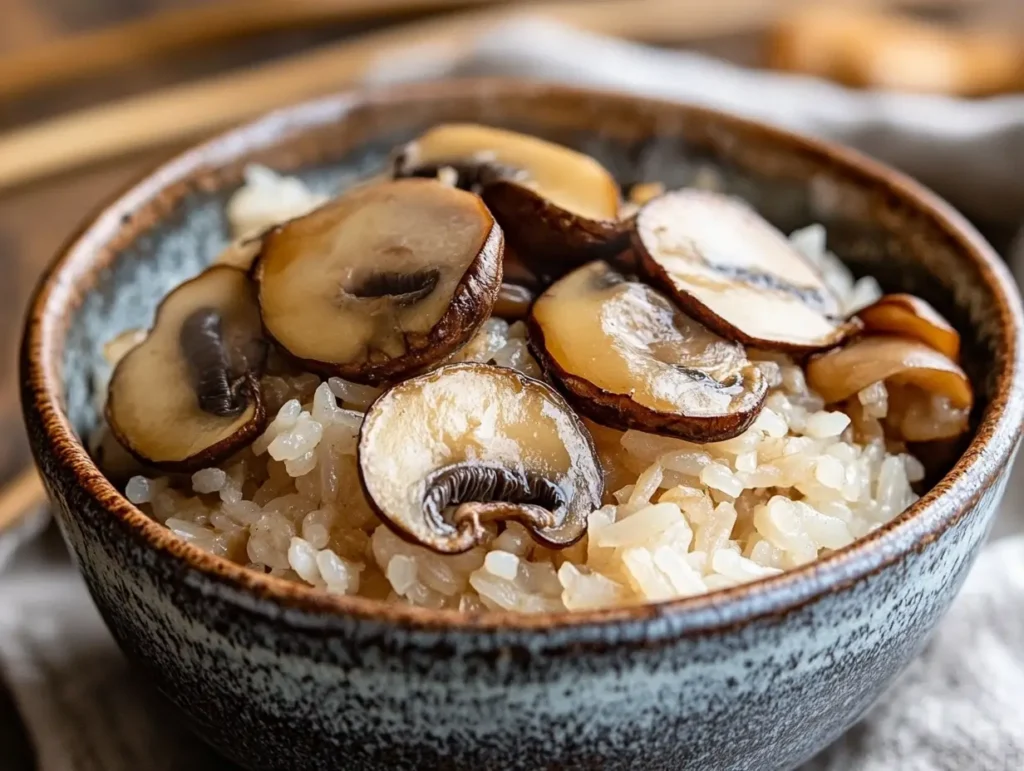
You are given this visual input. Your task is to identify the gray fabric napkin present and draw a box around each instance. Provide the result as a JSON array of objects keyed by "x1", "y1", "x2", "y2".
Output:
[{"x1": 3, "y1": 20, "x2": 1024, "y2": 770}]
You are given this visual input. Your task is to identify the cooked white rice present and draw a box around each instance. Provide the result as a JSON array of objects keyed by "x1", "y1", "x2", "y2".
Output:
[{"x1": 113, "y1": 167, "x2": 934, "y2": 613}]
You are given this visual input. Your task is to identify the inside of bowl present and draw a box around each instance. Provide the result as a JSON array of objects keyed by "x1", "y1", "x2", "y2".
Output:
[{"x1": 59, "y1": 90, "x2": 1001, "y2": 483}]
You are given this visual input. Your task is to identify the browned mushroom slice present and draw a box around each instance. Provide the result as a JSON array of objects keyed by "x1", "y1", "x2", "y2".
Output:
[
  {"x1": 106, "y1": 266, "x2": 267, "y2": 472},
  {"x1": 634, "y1": 189, "x2": 859, "y2": 351},
  {"x1": 493, "y1": 283, "x2": 536, "y2": 320},
  {"x1": 528, "y1": 261, "x2": 768, "y2": 442},
  {"x1": 255, "y1": 179, "x2": 503, "y2": 384},
  {"x1": 806, "y1": 335, "x2": 972, "y2": 441},
  {"x1": 358, "y1": 363, "x2": 603, "y2": 554},
  {"x1": 856, "y1": 293, "x2": 960, "y2": 360},
  {"x1": 394, "y1": 123, "x2": 624, "y2": 273}
]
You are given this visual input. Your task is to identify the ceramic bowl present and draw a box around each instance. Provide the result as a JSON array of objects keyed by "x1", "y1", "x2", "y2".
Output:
[{"x1": 21, "y1": 80, "x2": 1024, "y2": 771}]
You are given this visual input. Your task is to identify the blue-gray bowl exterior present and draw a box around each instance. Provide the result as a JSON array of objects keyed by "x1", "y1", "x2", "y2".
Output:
[{"x1": 21, "y1": 82, "x2": 1024, "y2": 771}]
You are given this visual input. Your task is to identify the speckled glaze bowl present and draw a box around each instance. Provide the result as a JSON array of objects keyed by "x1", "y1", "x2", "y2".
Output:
[{"x1": 21, "y1": 81, "x2": 1024, "y2": 771}]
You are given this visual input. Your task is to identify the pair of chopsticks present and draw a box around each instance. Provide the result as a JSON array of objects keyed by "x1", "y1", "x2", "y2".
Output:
[
  {"x1": 2, "y1": 0, "x2": 512, "y2": 100},
  {"x1": 0, "y1": 0, "x2": 953, "y2": 194}
]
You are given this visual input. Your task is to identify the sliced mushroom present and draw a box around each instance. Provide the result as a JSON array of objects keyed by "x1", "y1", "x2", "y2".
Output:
[
  {"x1": 528, "y1": 261, "x2": 768, "y2": 442},
  {"x1": 856, "y1": 293, "x2": 960, "y2": 360},
  {"x1": 255, "y1": 179, "x2": 503, "y2": 384},
  {"x1": 394, "y1": 123, "x2": 624, "y2": 273},
  {"x1": 806, "y1": 335, "x2": 972, "y2": 441},
  {"x1": 106, "y1": 266, "x2": 267, "y2": 471},
  {"x1": 634, "y1": 189, "x2": 859, "y2": 351},
  {"x1": 493, "y1": 283, "x2": 536, "y2": 320},
  {"x1": 358, "y1": 363, "x2": 603, "y2": 554}
]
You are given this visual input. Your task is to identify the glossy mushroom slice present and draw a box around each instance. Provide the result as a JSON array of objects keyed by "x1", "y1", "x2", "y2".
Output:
[
  {"x1": 634, "y1": 189, "x2": 859, "y2": 351},
  {"x1": 806, "y1": 335, "x2": 972, "y2": 441},
  {"x1": 528, "y1": 261, "x2": 768, "y2": 442},
  {"x1": 359, "y1": 363, "x2": 603, "y2": 554},
  {"x1": 394, "y1": 123, "x2": 625, "y2": 273},
  {"x1": 493, "y1": 283, "x2": 536, "y2": 320},
  {"x1": 856, "y1": 293, "x2": 960, "y2": 360},
  {"x1": 106, "y1": 266, "x2": 267, "y2": 472},
  {"x1": 255, "y1": 179, "x2": 503, "y2": 384}
]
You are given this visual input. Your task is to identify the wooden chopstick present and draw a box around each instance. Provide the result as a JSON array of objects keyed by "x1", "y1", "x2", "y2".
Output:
[
  {"x1": 0, "y1": 0, "x2": 797, "y2": 193},
  {"x1": 0, "y1": 0, "x2": 516, "y2": 101}
]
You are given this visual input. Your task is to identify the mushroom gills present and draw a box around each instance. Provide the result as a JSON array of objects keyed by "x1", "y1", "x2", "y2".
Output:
[
  {"x1": 181, "y1": 308, "x2": 258, "y2": 417},
  {"x1": 634, "y1": 189, "x2": 859, "y2": 351},
  {"x1": 528, "y1": 261, "x2": 768, "y2": 442},
  {"x1": 106, "y1": 266, "x2": 267, "y2": 471},
  {"x1": 394, "y1": 123, "x2": 624, "y2": 272},
  {"x1": 255, "y1": 178, "x2": 503, "y2": 384},
  {"x1": 423, "y1": 462, "x2": 565, "y2": 535},
  {"x1": 358, "y1": 363, "x2": 603, "y2": 554}
]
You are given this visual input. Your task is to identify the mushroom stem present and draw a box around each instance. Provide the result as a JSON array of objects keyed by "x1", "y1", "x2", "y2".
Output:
[{"x1": 452, "y1": 502, "x2": 557, "y2": 542}]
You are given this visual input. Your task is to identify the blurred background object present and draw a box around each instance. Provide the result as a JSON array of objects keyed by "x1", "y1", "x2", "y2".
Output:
[{"x1": 769, "y1": 5, "x2": 1024, "y2": 96}]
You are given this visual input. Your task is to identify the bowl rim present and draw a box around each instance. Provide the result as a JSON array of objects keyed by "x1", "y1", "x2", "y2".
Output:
[{"x1": 22, "y1": 78, "x2": 1024, "y2": 635}]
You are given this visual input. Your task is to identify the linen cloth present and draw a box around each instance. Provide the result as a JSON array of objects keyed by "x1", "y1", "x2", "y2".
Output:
[{"x1": 3, "y1": 20, "x2": 1024, "y2": 770}]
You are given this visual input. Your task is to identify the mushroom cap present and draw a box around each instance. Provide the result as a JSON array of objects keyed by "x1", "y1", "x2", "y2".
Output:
[
  {"x1": 394, "y1": 123, "x2": 626, "y2": 274},
  {"x1": 358, "y1": 363, "x2": 604, "y2": 554},
  {"x1": 528, "y1": 261, "x2": 768, "y2": 442},
  {"x1": 106, "y1": 266, "x2": 266, "y2": 472},
  {"x1": 255, "y1": 178, "x2": 503, "y2": 384},
  {"x1": 634, "y1": 189, "x2": 859, "y2": 352}
]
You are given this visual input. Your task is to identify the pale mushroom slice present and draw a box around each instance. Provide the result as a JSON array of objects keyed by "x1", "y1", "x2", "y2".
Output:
[
  {"x1": 106, "y1": 266, "x2": 267, "y2": 472},
  {"x1": 856, "y1": 293, "x2": 960, "y2": 360},
  {"x1": 255, "y1": 179, "x2": 503, "y2": 384},
  {"x1": 806, "y1": 335, "x2": 972, "y2": 441},
  {"x1": 393, "y1": 123, "x2": 625, "y2": 273},
  {"x1": 359, "y1": 363, "x2": 603, "y2": 554},
  {"x1": 528, "y1": 261, "x2": 768, "y2": 442},
  {"x1": 634, "y1": 189, "x2": 859, "y2": 351}
]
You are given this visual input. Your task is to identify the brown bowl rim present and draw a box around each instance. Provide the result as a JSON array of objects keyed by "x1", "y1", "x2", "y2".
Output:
[{"x1": 22, "y1": 79, "x2": 1024, "y2": 635}]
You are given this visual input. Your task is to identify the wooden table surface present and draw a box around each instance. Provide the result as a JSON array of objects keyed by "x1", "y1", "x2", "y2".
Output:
[{"x1": 0, "y1": 1, "x2": 1020, "y2": 768}]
